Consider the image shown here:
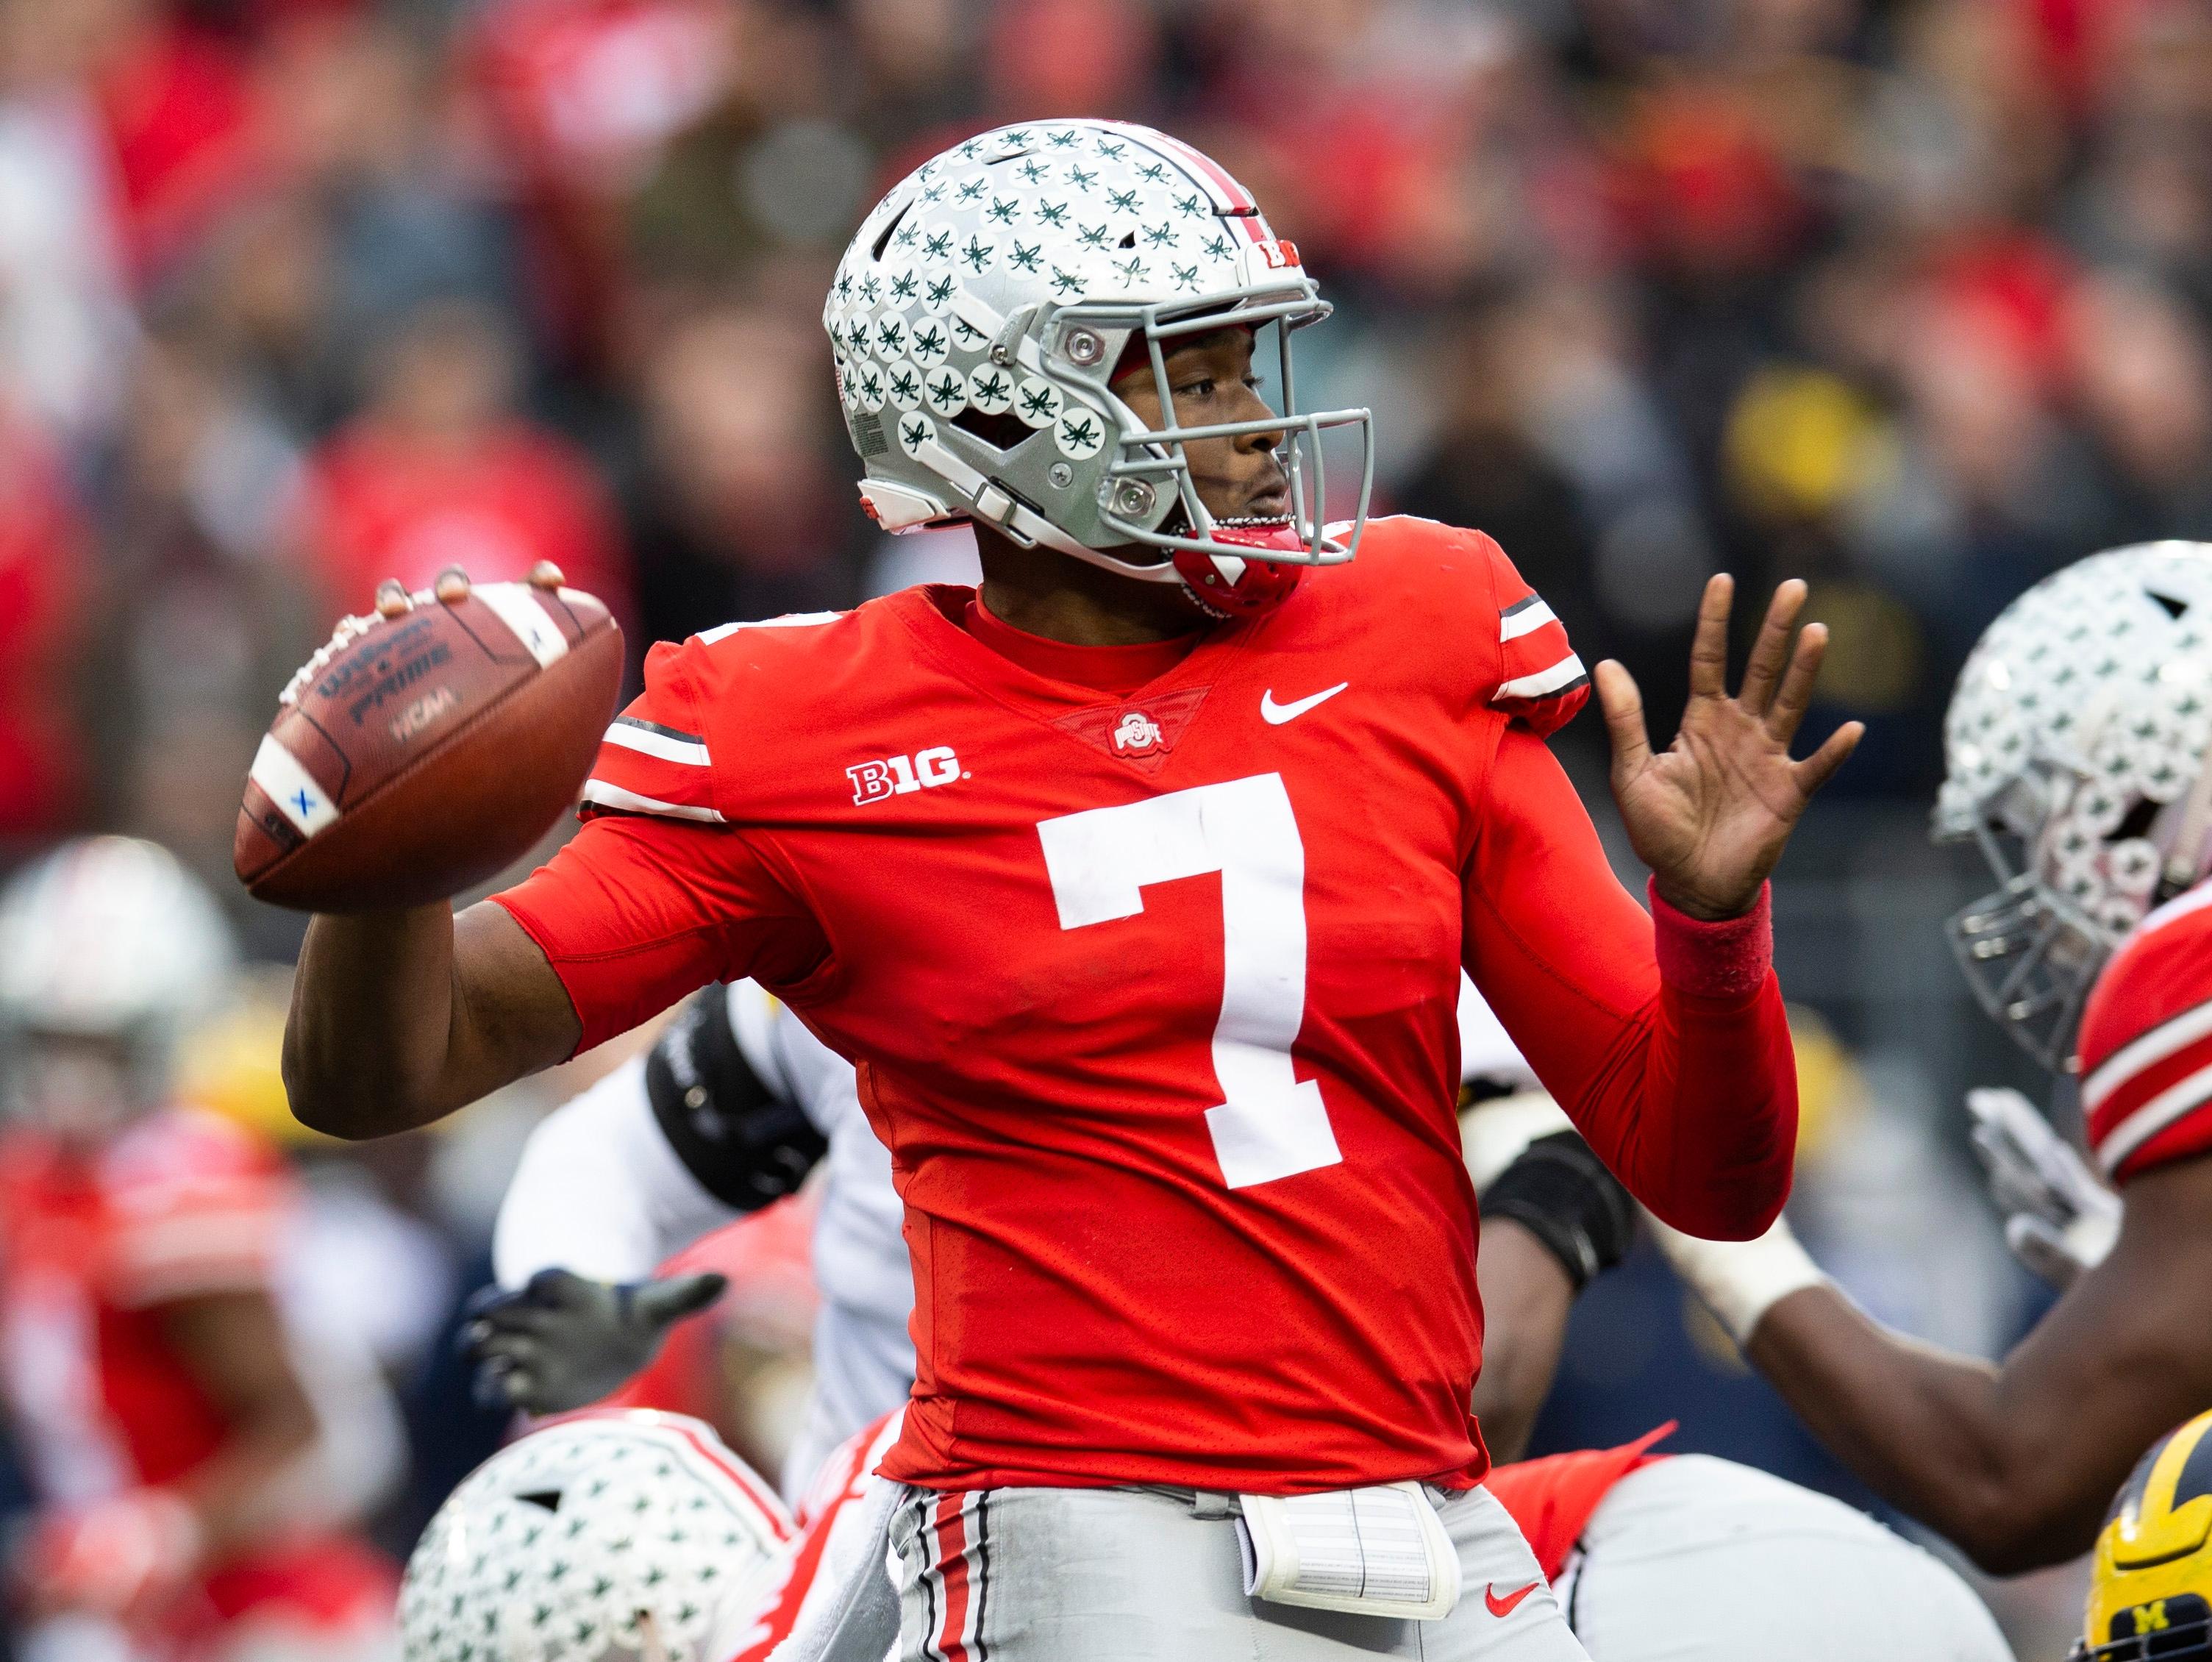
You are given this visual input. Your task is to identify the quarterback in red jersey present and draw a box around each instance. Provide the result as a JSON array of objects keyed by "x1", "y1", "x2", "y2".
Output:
[
  {"x1": 282, "y1": 119, "x2": 1857, "y2": 1661},
  {"x1": 0, "y1": 839, "x2": 399, "y2": 1662},
  {"x1": 1655, "y1": 542, "x2": 2212, "y2": 1579}
]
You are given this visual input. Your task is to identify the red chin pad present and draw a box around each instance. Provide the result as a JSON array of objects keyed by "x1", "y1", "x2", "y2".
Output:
[{"x1": 1171, "y1": 529, "x2": 1306, "y2": 618}]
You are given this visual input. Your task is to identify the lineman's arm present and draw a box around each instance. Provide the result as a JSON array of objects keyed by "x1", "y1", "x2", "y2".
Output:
[
  {"x1": 1466, "y1": 1102, "x2": 1638, "y2": 1463},
  {"x1": 491, "y1": 985, "x2": 833, "y2": 1289},
  {"x1": 1684, "y1": 1156, "x2": 2212, "y2": 1573},
  {"x1": 1470, "y1": 1221, "x2": 1575, "y2": 1465},
  {"x1": 473, "y1": 986, "x2": 833, "y2": 1413}
]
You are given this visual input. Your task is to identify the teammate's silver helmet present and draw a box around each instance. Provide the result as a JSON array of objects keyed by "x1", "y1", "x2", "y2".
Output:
[
  {"x1": 1936, "y1": 543, "x2": 2212, "y2": 1069},
  {"x1": 0, "y1": 836, "x2": 238, "y2": 1118},
  {"x1": 824, "y1": 120, "x2": 1373, "y2": 586},
  {"x1": 399, "y1": 1410, "x2": 791, "y2": 1662}
]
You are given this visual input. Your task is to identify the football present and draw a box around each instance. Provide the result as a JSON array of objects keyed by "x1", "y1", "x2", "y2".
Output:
[{"x1": 235, "y1": 578, "x2": 623, "y2": 913}]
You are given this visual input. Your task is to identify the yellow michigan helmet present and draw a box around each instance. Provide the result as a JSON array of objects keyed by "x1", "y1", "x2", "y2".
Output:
[{"x1": 2079, "y1": 1410, "x2": 2212, "y2": 1660}]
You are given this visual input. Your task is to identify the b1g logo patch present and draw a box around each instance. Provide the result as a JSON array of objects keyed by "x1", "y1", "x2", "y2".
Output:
[{"x1": 849, "y1": 746, "x2": 963, "y2": 805}]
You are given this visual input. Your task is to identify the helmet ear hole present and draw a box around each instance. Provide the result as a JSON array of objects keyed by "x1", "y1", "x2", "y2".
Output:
[
  {"x1": 951, "y1": 407, "x2": 1032, "y2": 451},
  {"x1": 869, "y1": 204, "x2": 910, "y2": 263},
  {"x1": 2109, "y1": 799, "x2": 2161, "y2": 843}
]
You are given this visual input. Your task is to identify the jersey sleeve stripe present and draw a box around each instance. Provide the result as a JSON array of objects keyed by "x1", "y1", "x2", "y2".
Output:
[
  {"x1": 613, "y1": 714, "x2": 706, "y2": 746},
  {"x1": 698, "y1": 611, "x2": 845, "y2": 643},
  {"x1": 2084, "y1": 995, "x2": 2212, "y2": 1112},
  {"x1": 1496, "y1": 652, "x2": 1588, "y2": 702},
  {"x1": 1499, "y1": 598, "x2": 1558, "y2": 641},
  {"x1": 604, "y1": 719, "x2": 711, "y2": 766},
  {"x1": 587, "y1": 738, "x2": 721, "y2": 817},
  {"x1": 579, "y1": 779, "x2": 727, "y2": 824},
  {"x1": 2095, "y1": 1048, "x2": 2212, "y2": 1174}
]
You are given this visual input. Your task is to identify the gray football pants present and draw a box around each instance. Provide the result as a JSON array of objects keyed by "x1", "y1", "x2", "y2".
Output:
[
  {"x1": 1560, "y1": 1456, "x2": 2014, "y2": 1662},
  {"x1": 780, "y1": 1478, "x2": 1590, "y2": 1662}
]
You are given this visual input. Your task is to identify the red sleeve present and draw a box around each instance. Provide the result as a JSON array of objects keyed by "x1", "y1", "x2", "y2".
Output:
[
  {"x1": 495, "y1": 631, "x2": 833, "y2": 1052},
  {"x1": 493, "y1": 816, "x2": 829, "y2": 1055},
  {"x1": 1463, "y1": 728, "x2": 1797, "y2": 1238}
]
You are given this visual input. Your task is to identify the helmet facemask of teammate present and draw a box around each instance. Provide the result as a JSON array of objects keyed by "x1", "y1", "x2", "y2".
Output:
[
  {"x1": 0, "y1": 837, "x2": 238, "y2": 1138},
  {"x1": 399, "y1": 1410, "x2": 791, "y2": 1662},
  {"x1": 2074, "y1": 1410, "x2": 2212, "y2": 1661},
  {"x1": 1934, "y1": 543, "x2": 2212, "y2": 1071},
  {"x1": 824, "y1": 119, "x2": 1374, "y2": 617}
]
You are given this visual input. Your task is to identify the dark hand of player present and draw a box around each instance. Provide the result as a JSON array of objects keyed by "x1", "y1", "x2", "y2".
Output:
[
  {"x1": 1594, "y1": 576, "x2": 1863, "y2": 921},
  {"x1": 461, "y1": 1268, "x2": 727, "y2": 1415}
]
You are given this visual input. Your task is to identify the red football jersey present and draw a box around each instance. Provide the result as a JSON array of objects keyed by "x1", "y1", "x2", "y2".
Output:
[
  {"x1": 0, "y1": 1109, "x2": 293, "y2": 1501},
  {"x1": 495, "y1": 516, "x2": 1798, "y2": 1494},
  {"x1": 2080, "y1": 884, "x2": 2212, "y2": 1181}
]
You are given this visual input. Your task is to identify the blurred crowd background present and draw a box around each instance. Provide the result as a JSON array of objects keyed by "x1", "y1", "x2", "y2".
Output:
[{"x1": 4, "y1": 0, "x2": 2208, "y2": 1652}]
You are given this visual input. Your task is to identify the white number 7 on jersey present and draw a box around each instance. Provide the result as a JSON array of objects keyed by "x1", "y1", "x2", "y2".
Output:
[{"x1": 1037, "y1": 773, "x2": 1343, "y2": 1190}]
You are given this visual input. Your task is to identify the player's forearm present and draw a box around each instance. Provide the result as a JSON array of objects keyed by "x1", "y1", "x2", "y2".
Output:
[
  {"x1": 1638, "y1": 985, "x2": 1795, "y2": 1238},
  {"x1": 1747, "y1": 1285, "x2": 2066, "y2": 1572},
  {"x1": 1601, "y1": 889, "x2": 1795, "y2": 1239},
  {"x1": 285, "y1": 903, "x2": 464, "y2": 1136},
  {"x1": 285, "y1": 899, "x2": 577, "y2": 1138}
]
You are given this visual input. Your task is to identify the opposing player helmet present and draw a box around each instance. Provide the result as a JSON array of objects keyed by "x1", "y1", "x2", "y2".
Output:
[
  {"x1": 399, "y1": 1410, "x2": 793, "y2": 1662},
  {"x1": 0, "y1": 837, "x2": 238, "y2": 1115},
  {"x1": 2074, "y1": 1410, "x2": 2212, "y2": 1660},
  {"x1": 824, "y1": 119, "x2": 1373, "y2": 615},
  {"x1": 1935, "y1": 543, "x2": 2212, "y2": 1069}
]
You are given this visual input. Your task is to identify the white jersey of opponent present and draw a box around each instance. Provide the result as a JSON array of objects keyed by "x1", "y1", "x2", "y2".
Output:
[{"x1": 496, "y1": 976, "x2": 1538, "y2": 1502}]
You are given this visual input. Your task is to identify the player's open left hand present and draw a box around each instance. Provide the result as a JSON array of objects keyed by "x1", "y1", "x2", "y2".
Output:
[{"x1": 1595, "y1": 575, "x2": 1862, "y2": 921}]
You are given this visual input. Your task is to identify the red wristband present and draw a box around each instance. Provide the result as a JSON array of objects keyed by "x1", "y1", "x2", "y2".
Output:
[{"x1": 1649, "y1": 878, "x2": 1774, "y2": 1000}]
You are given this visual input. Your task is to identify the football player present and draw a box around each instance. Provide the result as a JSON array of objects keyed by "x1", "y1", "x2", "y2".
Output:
[
  {"x1": 283, "y1": 119, "x2": 1860, "y2": 1660},
  {"x1": 0, "y1": 838, "x2": 402, "y2": 1661},
  {"x1": 1654, "y1": 543, "x2": 2212, "y2": 1574}
]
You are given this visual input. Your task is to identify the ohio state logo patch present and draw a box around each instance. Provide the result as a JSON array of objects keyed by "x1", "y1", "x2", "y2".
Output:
[
  {"x1": 1114, "y1": 711, "x2": 1163, "y2": 752},
  {"x1": 1055, "y1": 687, "x2": 1210, "y2": 772}
]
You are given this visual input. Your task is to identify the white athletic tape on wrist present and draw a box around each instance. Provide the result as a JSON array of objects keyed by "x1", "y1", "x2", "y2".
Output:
[{"x1": 1645, "y1": 1210, "x2": 1830, "y2": 1342}]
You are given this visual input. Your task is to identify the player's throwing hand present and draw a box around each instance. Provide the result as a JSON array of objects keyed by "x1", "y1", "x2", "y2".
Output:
[{"x1": 1595, "y1": 575, "x2": 1862, "y2": 920}]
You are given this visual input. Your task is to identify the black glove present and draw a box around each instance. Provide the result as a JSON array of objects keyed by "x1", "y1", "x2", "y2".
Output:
[
  {"x1": 461, "y1": 1267, "x2": 727, "y2": 1413},
  {"x1": 1481, "y1": 1130, "x2": 1635, "y2": 1291}
]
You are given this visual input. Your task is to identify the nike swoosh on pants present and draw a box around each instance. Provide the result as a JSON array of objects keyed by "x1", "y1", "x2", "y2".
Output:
[{"x1": 1485, "y1": 1580, "x2": 1540, "y2": 1618}]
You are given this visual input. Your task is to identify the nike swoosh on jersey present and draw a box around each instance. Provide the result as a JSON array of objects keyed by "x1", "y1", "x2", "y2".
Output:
[
  {"x1": 1485, "y1": 1581, "x2": 1540, "y2": 1618},
  {"x1": 1260, "y1": 682, "x2": 1349, "y2": 724}
]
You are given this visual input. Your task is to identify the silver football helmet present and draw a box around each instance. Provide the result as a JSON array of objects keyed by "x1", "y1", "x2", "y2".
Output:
[
  {"x1": 0, "y1": 837, "x2": 238, "y2": 1126},
  {"x1": 399, "y1": 1410, "x2": 792, "y2": 1662},
  {"x1": 1936, "y1": 542, "x2": 2212, "y2": 1069},
  {"x1": 824, "y1": 120, "x2": 1372, "y2": 606}
]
